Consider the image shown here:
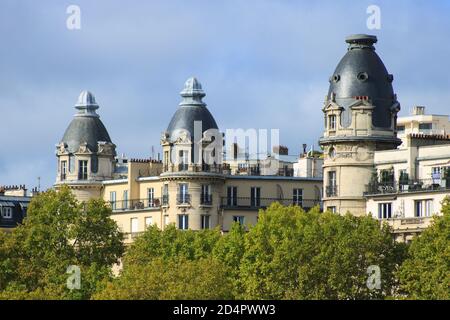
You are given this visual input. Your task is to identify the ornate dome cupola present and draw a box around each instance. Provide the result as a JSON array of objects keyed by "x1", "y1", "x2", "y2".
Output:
[
  {"x1": 161, "y1": 78, "x2": 221, "y2": 173},
  {"x1": 319, "y1": 35, "x2": 401, "y2": 216},
  {"x1": 326, "y1": 34, "x2": 400, "y2": 131},
  {"x1": 166, "y1": 77, "x2": 218, "y2": 141},
  {"x1": 55, "y1": 91, "x2": 116, "y2": 201}
]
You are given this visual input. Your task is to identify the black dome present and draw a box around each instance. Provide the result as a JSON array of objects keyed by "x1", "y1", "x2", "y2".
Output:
[
  {"x1": 62, "y1": 116, "x2": 112, "y2": 153},
  {"x1": 328, "y1": 34, "x2": 397, "y2": 128},
  {"x1": 61, "y1": 91, "x2": 112, "y2": 153},
  {"x1": 166, "y1": 77, "x2": 219, "y2": 141},
  {"x1": 167, "y1": 106, "x2": 218, "y2": 140}
]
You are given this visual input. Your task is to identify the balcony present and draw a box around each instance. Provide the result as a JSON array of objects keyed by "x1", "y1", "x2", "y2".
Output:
[
  {"x1": 326, "y1": 185, "x2": 338, "y2": 197},
  {"x1": 200, "y1": 193, "x2": 213, "y2": 205},
  {"x1": 220, "y1": 197, "x2": 322, "y2": 211},
  {"x1": 110, "y1": 198, "x2": 162, "y2": 212},
  {"x1": 177, "y1": 194, "x2": 191, "y2": 205},
  {"x1": 164, "y1": 163, "x2": 225, "y2": 174},
  {"x1": 365, "y1": 178, "x2": 450, "y2": 196}
]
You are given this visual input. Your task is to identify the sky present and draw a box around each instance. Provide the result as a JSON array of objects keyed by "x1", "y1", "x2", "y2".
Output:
[{"x1": 0, "y1": 0, "x2": 450, "y2": 190}]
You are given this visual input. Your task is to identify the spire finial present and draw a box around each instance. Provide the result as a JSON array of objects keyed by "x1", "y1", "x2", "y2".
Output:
[
  {"x1": 179, "y1": 77, "x2": 206, "y2": 106},
  {"x1": 345, "y1": 34, "x2": 377, "y2": 50},
  {"x1": 75, "y1": 90, "x2": 100, "y2": 116}
]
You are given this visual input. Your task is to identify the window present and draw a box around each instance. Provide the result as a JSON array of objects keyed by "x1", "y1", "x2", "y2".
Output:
[
  {"x1": 419, "y1": 123, "x2": 432, "y2": 130},
  {"x1": 110, "y1": 192, "x2": 117, "y2": 210},
  {"x1": 327, "y1": 206, "x2": 336, "y2": 213},
  {"x1": 201, "y1": 185, "x2": 211, "y2": 205},
  {"x1": 123, "y1": 190, "x2": 128, "y2": 210},
  {"x1": 397, "y1": 125, "x2": 405, "y2": 133},
  {"x1": 250, "y1": 187, "x2": 261, "y2": 207},
  {"x1": 60, "y1": 161, "x2": 67, "y2": 181},
  {"x1": 201, "y1": 215, "x2": 210, "y2": 230},
  {"x1": 415, "y1": 200, "x2": 433, "y2": 217},
  {"x1": 179, "y1": 150, "x2": 189, "y2": 171},
  {"x1": 162, "y1": 184, "x2": 169, "y2": 205},
  {"x1": 327, "y1": 171, "x2": 337, "y2": 196},
  {"x1": 378, "y1": 203, "x2": 392, "y2": 219},
  {"x1": 178, "y1": 183, "x2": 189, "y2": 204},
  {"x1": 78, "y1": 160, "x2": 88, "y2": 180},
  {"x1": 145, "y1": 217, "x2": 153, "y2": 228},
  {"x1": 1, "y1": 207, "x2": 13, "y2": 219},
  {"x1": 130, "y1": 218, "x2": 139, "y2": 233},
  {"x1": 328, "y1": 171, "x2": 336, "y2": 186},
  {"x1": 164, "y1": 151, "x2": 169, "y2": 171},
  {"x1": 148, "y1": 188, "x2": 155, "y2": 207},
  {"x1": 328, "y1": 115, "x2": 336, "y2": 130},
  {"x1": 227, "y1": 186, "x2": 237, "y2": 206},
  {"x1": 293, "y1": 188, "x2": 303, "y2": 206},
  {"x1": 69, "y1": 155, "x2": 75, "y2": 173},
  {"x1": 233, "y1": 216, "x2": 245, "y2": 225},
  {"x1": 178, "y1": 214, "x2": 189, "y2": 230}
]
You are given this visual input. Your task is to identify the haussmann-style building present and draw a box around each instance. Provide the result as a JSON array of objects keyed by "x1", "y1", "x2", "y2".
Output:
[
  {"x1": 51, "y1": 34, "x2": 449, "y2": 243},
  {"x1": 55, "y1": 79, "x2": 323, "y2": 243}
]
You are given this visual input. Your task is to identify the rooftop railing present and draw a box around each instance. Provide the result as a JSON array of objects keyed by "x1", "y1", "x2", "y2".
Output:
[{"x1": 365, "y1": 178, "x2": 450, "y2": 195}]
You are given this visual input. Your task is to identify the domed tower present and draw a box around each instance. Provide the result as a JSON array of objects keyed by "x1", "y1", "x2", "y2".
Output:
[
  {"x1": 160, "y1": 77, "x2": 224, "y2": 230},
  {"x1": 55, "y1": 91, "x2": 116, "y2": 201},
  {"x1": 319, "y1": 35, "x2": 401, "y2": 216}
]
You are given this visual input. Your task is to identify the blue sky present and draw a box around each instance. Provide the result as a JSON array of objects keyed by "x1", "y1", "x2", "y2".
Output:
[{"x1": 1, "y1": 0, "x2": 450, "y2": 190}]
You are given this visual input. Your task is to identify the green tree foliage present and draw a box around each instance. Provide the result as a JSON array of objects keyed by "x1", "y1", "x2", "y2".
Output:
[
  {"x1": 213, "y1": 222, "x2": 247, "y2": 298},
  {"x1": 0, "y1": 186, "x2": 124, "y2": 299},
  {"x1": 239, "y1": 204, "x2": 405, "y2": 300},
  {"x1": 94, "y1": 257, "x2": 233, "y2": 300},
  {"x1": 95, "y1": 225, "x2": 232, "y2": 299},
  {"x1": 397, "y1": 197, "x2": 450, "y2": 300},
  {"x1": 123, "y1": 224, "x2": 221, "y2": 267}
]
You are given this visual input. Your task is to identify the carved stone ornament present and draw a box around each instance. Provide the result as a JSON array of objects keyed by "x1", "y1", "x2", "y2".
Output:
[
  {"x1": 77, "y1": 142, "x2": 91, "y2": 154},
  {"x1": 355, "y1": 145, "x2": 372, "y2": 161},
  {"x1": 57, "y1": 142, "x2": 68, "y2": 154},
  {"x1": 161, "y1": 131, "x2": 170, "y2": 144},
  {"x1": 175, "y1": 131, "x2": 192, "y2": 144}
]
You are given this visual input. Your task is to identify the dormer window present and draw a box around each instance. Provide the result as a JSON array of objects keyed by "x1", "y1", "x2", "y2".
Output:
[
  {"x1": 78, "y1": 160, "x2": 88, "y2": 180},
  {"x1": 328, "y1": 115, "x2": 336, "y2": 130}
]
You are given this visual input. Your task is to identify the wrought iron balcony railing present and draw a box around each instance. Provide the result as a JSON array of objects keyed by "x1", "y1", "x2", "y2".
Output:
[
  {"x1": 220, "y1": 197, "x2": 322, "y2": 211},
  {"x1": 200, "y1": 193, "x2": 213, "y2": 205},
  {"x1": 110, "y1": 198, "x2": 162, "y2": 212},
  {"x1": 326, "y1": 185, "x2": 338, "y2": 197},
  {"x1": 365, "y1": 178, "x2": 450, "y2": 195},
  {"x1": 177, "y1": 194, "x2": 191, "y2": 205}
]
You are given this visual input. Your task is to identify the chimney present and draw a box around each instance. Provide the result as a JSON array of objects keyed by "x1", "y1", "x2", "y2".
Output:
[
  {"x1": 413, "y1": 106, "x2": 425, "y2": 116},
  {"x1": 273, "y1": 145, "x2": 288, "y2": 156}
]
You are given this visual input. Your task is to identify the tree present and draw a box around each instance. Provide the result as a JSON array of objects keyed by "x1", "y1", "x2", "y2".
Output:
[
  {"x1": 397, "y1": 197, "x2": 450, "y2": 300},
  {"x1": 0, "y1": 186, "x2": 124, "y2": 300},
  {"x1": 94, "y1": 257, "x2": 233, "y2": 300},
  {"x1": 239, "y1": 204, "x2": 404, "y2": 300},
  {"x1": 213, "y1": 222, "x2": 247, "y2": 298},
  {"x1": 123, "y1": 224, "x2": 221, "y2": 267}
]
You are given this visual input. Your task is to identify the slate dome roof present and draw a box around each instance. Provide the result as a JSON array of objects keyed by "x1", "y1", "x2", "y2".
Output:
[
  {"x1": 166, "y1": 77, "x2": 218, "y2": 140},
  {"x1": 328, "y1": 34, "x2": 398, "y2": 128},
  {"x1": 61, "y1": 91, "x2": 112, "y2": 153}
]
